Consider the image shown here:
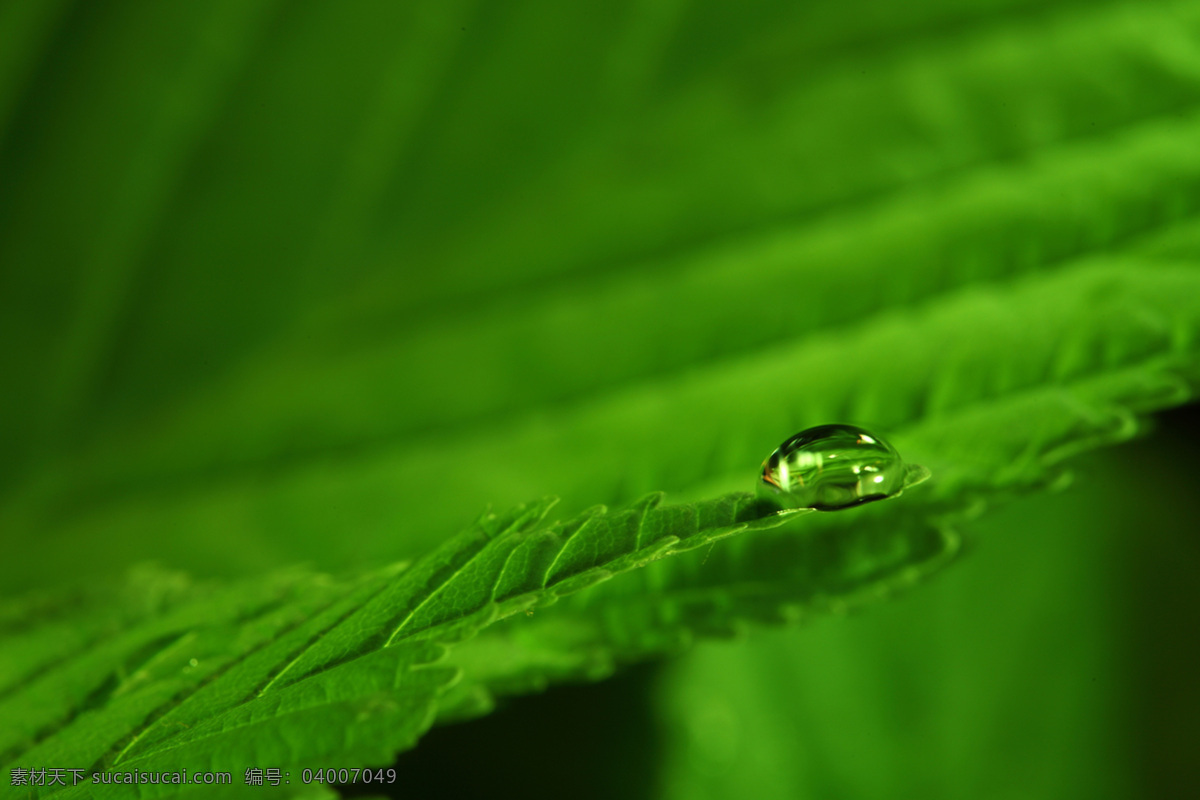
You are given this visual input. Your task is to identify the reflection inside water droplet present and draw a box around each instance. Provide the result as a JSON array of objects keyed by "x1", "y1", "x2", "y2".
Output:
[{"x1": 757, "y1": 424, "x2": 930, "y2": 511}]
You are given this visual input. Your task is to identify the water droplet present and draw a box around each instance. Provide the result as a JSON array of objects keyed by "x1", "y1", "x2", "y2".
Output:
[{"x1": 757, "y1": 424, "x2": 930, "y2": 511}]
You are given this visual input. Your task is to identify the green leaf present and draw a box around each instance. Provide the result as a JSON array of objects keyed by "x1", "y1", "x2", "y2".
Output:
[
  {"x1": 0, "y1": 493, "x2": 791, "y2": 797},
  {"x1": 5, "y1": 0, "x2": 1200, "y2": 590},
  {"x1": 431, "y1": 261, "x2": 1200, "y2": 718},
  {"x1": 4, "y1": 0, "x2": 1200, "y2": 796}
]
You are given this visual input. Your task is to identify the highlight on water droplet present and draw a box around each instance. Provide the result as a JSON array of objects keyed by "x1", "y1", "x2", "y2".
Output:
[{"x1": 757, "y1": 424, "x2": 931, "y2": 512}]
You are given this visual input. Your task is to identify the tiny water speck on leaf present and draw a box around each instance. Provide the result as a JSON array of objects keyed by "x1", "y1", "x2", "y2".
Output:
[{"x1": 758, "y1": 424, "x2": 930, "y2": 511}]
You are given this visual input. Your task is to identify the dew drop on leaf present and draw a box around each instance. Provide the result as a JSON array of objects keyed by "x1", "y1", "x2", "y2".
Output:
[{"x1": 757, "y1": 424, "x2": 930, "y2": 511}]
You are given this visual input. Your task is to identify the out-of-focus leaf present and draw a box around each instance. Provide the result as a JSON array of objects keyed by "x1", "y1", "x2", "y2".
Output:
[{"x1": 5, "y1": 1, "x2": 1200, "y2": 592}]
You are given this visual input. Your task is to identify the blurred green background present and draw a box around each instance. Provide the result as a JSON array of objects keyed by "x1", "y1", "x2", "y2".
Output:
[{"x1": 3, "y1": 1, "x2": 1199, "y2": 798}]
